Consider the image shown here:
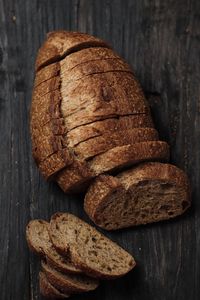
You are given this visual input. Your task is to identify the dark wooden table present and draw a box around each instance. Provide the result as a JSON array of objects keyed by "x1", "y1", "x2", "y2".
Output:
[{"x1": 0, "y1": 0, "x2": 199, "y2": 299}]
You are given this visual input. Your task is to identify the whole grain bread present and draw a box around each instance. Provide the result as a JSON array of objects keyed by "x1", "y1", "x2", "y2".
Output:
[
  {"x1": 36, "y1": 31, "x2": 110, "y2": 71},
  {"x1": 84, "y1": 163, "x2": 191, "y2": 230},
  {"x1": 73, "y1": 128, "x2": 159, "y2": 160},
  {"x1": 67, "y1": 114, "x2": 154, "y2": 147},
  {"x1": 89, "y1": 141, "x2": 170, "y2": 175},
  {"x1": 26, "y1": 219, "x2": 82, "y2": 274},
  {"x1": 41, "y1": 260, "x2": 99, "y2": 294},
  {"x1": 49, "y1": 213, "x2": 135, "y2": 279},
  {"x1": 39, "y1": 271, "x2": 70, "y2": 299}
]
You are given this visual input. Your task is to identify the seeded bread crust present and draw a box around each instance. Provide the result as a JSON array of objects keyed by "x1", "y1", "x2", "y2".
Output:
[
  {"x1": 84, "y1": 163, "x2": 191, "y2": 230},
  {"x1": 41, "y1": 260, "x2": 99, "y2": 294},
  {"x1": 26, "y1": 219, "x2": 82, "y2": 274},
  {"x1": 39, "y1": 271, "x2": 70, "y2": 299},
  {"x1": 36, "y1": 31, "x2": 111, "y2": 71},
  {"x1": 49, "y1": 213, "x2": 136, "y2": 279}
]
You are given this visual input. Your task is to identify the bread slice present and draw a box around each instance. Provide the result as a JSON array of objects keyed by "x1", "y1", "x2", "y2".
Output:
[
  {"x1": 26, "y1": 219, "x2": 82, "y2": 274},
  {"x1": 33, "y1": 76, "x2": 60, "y2": 98},
  {"x1": 61, "y1": 58, "x2": 132, "y2": 86},
  {"x1": 89, "y1": 141, "x2": 170, "y2": 175},
  {"x1": 39, "y1": 271, "x2": 70, "y2": 298},
  {"x1": 60, "y1": 47, "x2": 122, "y2": 70},
  {"x1": 36, "y1": 31, "x2": 110, "y2": 71},
  {"x1": 49, "y1": 213, "x2": 136, "y2": 279},
  {"x1": 41, "y1": 260, "x2": 99, "y2": 294},
  {"x1": 84, "y1": 163, "x2": 191, "y2": 230},
  {"x1": 35, "y1": 47, "x2": 122, "y2": 87},
  {"x1": 56, "y1": 159, "x2": 95, "y2": 193},
  {"x1": 61, "y1": 72, "x2": 149, "y2": 127},
  {"x1": 73, "y1": 128, "x2": 158, "y2": 160},
  {"x1": 67, "y1": 114, "x2": 154, "y2": 147}
]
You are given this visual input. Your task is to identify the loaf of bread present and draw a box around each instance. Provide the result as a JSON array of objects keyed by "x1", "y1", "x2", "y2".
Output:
[
  {"x1": 31, "y1": 31, "x2": 169, "y2": 192},
  {"x1": 26, "y1": 214, "x2": 135, "y2": 298},
  {"x1": 31, "y1": 31, "x2": 190, "y2": 228}
]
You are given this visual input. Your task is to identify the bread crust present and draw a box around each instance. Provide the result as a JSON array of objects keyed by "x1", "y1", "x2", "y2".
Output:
[
  {"x1": 67, "y1": 114, "x2": 154, "y2": 146},
  {"x1": 73, "y1": 128, "x2": 159, "y2": 160},
  {"x1": 36, "y1": 31, "x2": 110, "y2": 71},
  {"x1": 61, "y1": 72, "x2": 149, "y2": 127}
]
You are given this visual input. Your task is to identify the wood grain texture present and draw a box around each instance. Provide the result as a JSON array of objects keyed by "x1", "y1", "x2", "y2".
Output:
[{"x1": 0, "y1": 0, "x2": 199, "y2": 299}]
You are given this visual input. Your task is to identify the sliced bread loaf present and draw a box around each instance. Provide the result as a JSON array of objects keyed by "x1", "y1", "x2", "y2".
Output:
[
  {"x1": 89, "y1": 141, "x2": 170, "y2": 175},
  {"x1": 84, "y1": 163, "x2": 191, "y2": 230},
  {"x1": 26, "y1": 219, "x2": 82, "y2": 274},
  {"x1": 49, "y1": 213, "x2": 135, "y2": 279},
  {"x1": 41, "y1": 260, "x2": 99, "y2": 294},
  {"x1": 67, "y1": 114, "x2": 154, "y2": 147},
  {"x1": 39, "y1": 271, "x2": 70, "y2": 298}
]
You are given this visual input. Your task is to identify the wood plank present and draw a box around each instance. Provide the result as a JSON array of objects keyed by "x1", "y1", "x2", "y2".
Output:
[{"x1": 0, "y1": 0, "x2": 199, "y2": 299}]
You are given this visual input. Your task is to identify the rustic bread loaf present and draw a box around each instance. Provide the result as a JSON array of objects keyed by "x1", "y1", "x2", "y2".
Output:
[
  {"x1": 26, "y1": 219, "x2": 82, "y2": 274},
  {"x1": 39, "y1": 271, "x2": 70, "y2": 298},
  {"x1": 84, "y1": 163, "x2": 191, "y2": 230},
  {"x1": 49, "y1": 213, "x2": 136, "y2": 279},
  {"x1": 42, "y1": 260, "x2": 99, "y2": 294}
]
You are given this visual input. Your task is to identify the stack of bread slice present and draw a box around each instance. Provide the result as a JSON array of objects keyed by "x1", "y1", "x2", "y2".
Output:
[
  {"x1": 26, "y1": 213, "x2": 135, "y2": 298},
  {"x1": 31, "y1": 31, "x2": 190, "y2": 230},
  {"x1": 31, "y1": 31, "x2": 169, "y2": 193}
]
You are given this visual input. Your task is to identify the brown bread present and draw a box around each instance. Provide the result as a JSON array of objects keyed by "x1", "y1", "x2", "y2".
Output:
[
  {"x1": 49, "y1": 213, "x2": 135, "y2": 279},
  {"x1": 89, "y1": 141, "x2": 170, "y2": 175},
  {"x1": 41, "y1": 260, "x2": 99, "y2": 294},
  {"x1": 84, "y1": 163, "x2": 191, "y2": 230},
  {"x1": 39, "y1": 271, "x2": 70, "y2": 298},
  {"x1": 67, "y1": 114, "x2": 154, "y2": 147},
  {"x1": 26, "y1": 219, "x2": 82, "y2": 274},
  {"x1": 72, "y1": 128, "x2": 159, "y2": 160},
  {"x1": 36, "y1": 31, "x2": 110, "y2": 71}
]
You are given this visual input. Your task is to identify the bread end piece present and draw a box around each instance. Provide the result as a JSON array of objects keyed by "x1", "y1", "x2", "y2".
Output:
[{"x1": 84, "y1": 163, "x2": 191, "y2": 230}]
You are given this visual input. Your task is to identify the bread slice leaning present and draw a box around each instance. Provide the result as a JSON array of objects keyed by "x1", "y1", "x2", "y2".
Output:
[
  {"x1": 39, "y1": 271, "x2": 70, "y2": 298},
  {"x1": 26, "y1": 219, "x2": 82, "y2": 274},
  {"x1": 84, "y1": 162, "x2": 191, "y2": 230},
  {"x1": 41, "y1": 260, "x2": 99, "y2": 294},
  {"x1": 49, "y1": 213, "x2": 135, "y2": 279}
]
